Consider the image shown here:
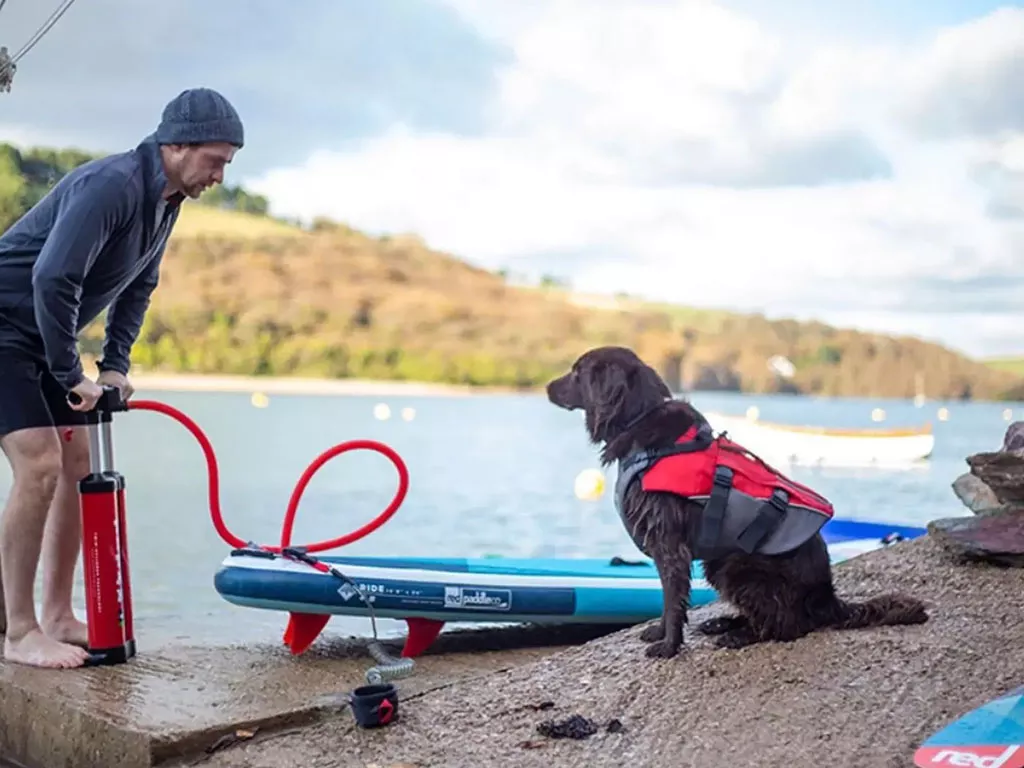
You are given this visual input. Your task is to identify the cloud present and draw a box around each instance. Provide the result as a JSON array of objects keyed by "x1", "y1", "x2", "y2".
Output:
[
  {"x1": 0, "y1": 0, "x2": 507, "y2": 175},
  {"x1": 3, "y1": 0, "x2": 1023, "y2": 357},
  {"x1": 247, "y1": 1, "x2": 1024, "y2": 356},
  {"x1": 895, "y1": 7, "x2": 1024, "y2": 139}
]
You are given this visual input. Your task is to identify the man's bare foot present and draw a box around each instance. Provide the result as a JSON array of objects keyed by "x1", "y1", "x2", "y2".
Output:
[
  {"x1": 42, "y1": 616, "x2": 89, "y2": 648},
  {"x1": 4, "y1": 628, "x2": 90, "y2": 668}
]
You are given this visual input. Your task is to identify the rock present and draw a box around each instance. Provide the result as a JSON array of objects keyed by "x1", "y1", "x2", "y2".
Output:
[
  {"x1": 966, "y1": 452, "x2": 1024, "y2": 505},
  {"x1": 927, "y1": 509, "x2": 1024, "y2": 567},
  {"x1": 958, "y1": 422, "x2": 1024, "y2": 507},
  {"x1": 1001, "y1": 422, "x2": 1024, "y2": 454},
  {"x1": 951, "y1": 473, "x2": 1001, "y2": 514},
  {"x1": 536, "y1": 714, "x2": 600, "y2": 740},
  {"x1": 689, "y1": 364, "x2": 741, "y2": 392}
]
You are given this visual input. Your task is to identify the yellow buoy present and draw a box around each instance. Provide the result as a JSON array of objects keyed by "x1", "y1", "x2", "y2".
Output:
[
  {"x1": 373, "y1": 403, "x2": 391, "y2": 420},
  {"x1": 401, "y1": 406, "x2": 416, "y2": 422},
  {"x1": 574, "y1": 468, "x2": 606, "y2": 501},
  {"x1": 937, "y1": 407, "x2": 949, "y2": 422},
  {"x1": 871, "y1": 407, "x2": 886, "y2": 422},
  {"x1": 1004, "y1": 408, "x2": 1014, "y2": 422},
  {"x1": 745, "y1": 405, "x2": 760, "y2": 421},
  {"x1": 250, "y1": 392, "x2": 269, "y2": 408}
]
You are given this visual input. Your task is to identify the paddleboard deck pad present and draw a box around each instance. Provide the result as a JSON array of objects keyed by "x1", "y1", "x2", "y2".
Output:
[
  {"x1": 915, "y1": 684, "x2": 1024, "y2": 768},
  {"x1": 214, "y1": 518, "x2": 925, "y2": 656}
]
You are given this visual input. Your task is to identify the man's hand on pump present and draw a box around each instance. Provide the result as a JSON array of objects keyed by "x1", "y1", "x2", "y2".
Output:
[
  {"x1": 67, "y1": 371, "x2": 134, "y2": 412},
  {"x1": 67, "y1": 378, "x2": 104, "y2": 412},
  {"x1": 97, "y1": 370, "x2": 134, "y2": 401}
]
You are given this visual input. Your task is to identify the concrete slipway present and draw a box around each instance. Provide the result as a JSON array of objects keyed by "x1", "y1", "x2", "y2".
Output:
[{"x1": 0, "y1": 623, "x2": 616, "y2": 768}]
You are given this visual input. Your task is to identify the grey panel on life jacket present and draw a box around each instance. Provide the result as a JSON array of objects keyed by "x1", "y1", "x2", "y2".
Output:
[
  {"x1": 692, "y1": 487, "x2": 829, "y2": 558},
  {"x1": 613, "y1": 453, "x2": 655, "y2": 528}
]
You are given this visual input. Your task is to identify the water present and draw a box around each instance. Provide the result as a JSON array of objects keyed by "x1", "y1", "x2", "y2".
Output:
[{"x1": 0, "y1": 388, "x2": 1017, "y2": 649}]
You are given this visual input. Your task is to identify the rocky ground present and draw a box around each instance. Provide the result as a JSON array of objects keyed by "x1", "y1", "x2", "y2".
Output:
[
  {"x1": 167, "y1": 423, "x2": 1024, "y2": 768},
  {"x1": 174, "y1": 533, "x2": 1024, "y2": 768}
]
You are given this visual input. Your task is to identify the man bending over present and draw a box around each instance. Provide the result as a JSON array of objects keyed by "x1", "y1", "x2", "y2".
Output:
[{"x1": 0, "y1": 87, "x2": 244, "y2": 668}]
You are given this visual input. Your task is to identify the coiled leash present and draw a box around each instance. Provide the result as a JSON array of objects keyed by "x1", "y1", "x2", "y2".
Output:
[{"x1": 276, "y1": 547, "x2": 414, "y2": 684}]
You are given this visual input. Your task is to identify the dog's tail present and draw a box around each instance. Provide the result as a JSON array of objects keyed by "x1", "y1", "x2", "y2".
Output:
[{"x1": 829, "y1": 593, "x2": 929, "y2": 630}]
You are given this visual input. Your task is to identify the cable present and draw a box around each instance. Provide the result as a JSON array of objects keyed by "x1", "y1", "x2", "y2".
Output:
[
  {"x1": 12, "y1": 0, "x2": 77, "y2": 62},
  {"x1": 0, "y1": 0, "x2": 79, "y2": 87}
]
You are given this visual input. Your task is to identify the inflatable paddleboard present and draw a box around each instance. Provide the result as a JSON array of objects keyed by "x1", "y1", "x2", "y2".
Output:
[
  {"x1": 915, "y1": 684, "x2": 1024, "y2": 768},
  {"x1": 214, "y1": 517, "x2": 925, "y2": 627}
]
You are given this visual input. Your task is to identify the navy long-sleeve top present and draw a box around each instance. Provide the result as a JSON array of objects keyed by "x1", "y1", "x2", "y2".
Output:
[{"x1": 0, "y1": 134, "x2": 182, "y2": 389}]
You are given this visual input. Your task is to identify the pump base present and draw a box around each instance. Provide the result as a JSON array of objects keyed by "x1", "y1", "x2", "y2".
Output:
[{"x1": 82, "y1": 639, "x2": 136, "y2": 667}]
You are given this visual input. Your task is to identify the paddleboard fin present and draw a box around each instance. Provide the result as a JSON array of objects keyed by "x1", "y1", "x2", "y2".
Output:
[
  {"x1": 283, "y1": 611, "x2": 331, "y2": 654},
  {"x1": 401, "y1": 617, "x2": 445, "y2": 657}
]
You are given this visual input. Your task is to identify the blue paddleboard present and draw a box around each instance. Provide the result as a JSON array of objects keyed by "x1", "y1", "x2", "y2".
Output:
[
  {"x1": 915, "y1": 685, "x2": 1024, "y2": 768},
  {"x1": 214, "y1": 517, "x2": 926, "y2": 626}
]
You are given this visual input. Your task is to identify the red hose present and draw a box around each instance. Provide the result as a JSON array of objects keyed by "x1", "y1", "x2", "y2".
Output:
[{"x1": 125, "y1": 399, "x2": 410, "y2": 554}]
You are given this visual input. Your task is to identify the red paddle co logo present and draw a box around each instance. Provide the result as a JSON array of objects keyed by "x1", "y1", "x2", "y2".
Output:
[{"x1": 916, "y1": 745, "x2": 1024, "y2": 768}]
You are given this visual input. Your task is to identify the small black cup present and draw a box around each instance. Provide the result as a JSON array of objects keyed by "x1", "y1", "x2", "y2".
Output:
[{"x1": 349, "y1": 683, "x2": 399, "y2": 728}]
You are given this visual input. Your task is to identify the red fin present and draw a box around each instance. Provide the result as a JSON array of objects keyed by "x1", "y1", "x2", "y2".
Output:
[
  {"x1": 401, "y1": 617, "x2": 445, "y2": 658},
  {"x1": 283, "y1": 611, "x2": 330, "y2": 655}
]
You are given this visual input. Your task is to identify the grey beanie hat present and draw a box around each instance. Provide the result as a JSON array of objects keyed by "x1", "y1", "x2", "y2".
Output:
[{"x1": 155, "y1": 87, "x2": 244, "y2": 148}]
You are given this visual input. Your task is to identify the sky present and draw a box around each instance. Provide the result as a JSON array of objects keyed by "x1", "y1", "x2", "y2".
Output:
[{"x1": 1, "y1": 0, "x2": 1022, "y2": 359}]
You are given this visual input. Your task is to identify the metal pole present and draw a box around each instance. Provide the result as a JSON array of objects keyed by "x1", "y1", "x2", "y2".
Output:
[
  {"x1": 88, "y1": 424, "x2": 105, "y2": 475},
  {"x1": 100, "y1": 419, "x2": 115, "y2": 475}
]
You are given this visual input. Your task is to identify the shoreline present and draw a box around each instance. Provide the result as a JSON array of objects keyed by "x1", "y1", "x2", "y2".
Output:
[
  {"x1": 129, "y1": 370, "x2": 538, "y2": 398},
  {"x1": 119, "y1": 368, "x2": 1024, "y2": 406}
]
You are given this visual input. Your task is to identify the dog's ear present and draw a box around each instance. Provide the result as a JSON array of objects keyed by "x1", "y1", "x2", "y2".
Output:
[
  {"x1": 579, "y1": 361, "x2": 630, "y2": 440},
  {"x1": 635, "y1": 361, "x2": 672, "y2": 400},
  {"x1": 580, "y1": 361, "x2": 628, "y2": 410}
]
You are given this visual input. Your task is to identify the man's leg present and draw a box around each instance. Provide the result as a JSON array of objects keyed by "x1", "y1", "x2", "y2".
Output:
[
  {"x1": 0, "y1": 350, "x2": 90, "y2": 668},
  {"x1": 38, "y1": 373, "x2": 90, "y2": 647}
]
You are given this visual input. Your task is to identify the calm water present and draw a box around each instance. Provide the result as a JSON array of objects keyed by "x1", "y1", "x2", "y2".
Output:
[{"x1": 0, "y1": 388, "x2": 1017, "y2": 649}]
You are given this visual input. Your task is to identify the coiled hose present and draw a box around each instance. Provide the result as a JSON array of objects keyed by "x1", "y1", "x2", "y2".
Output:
[{"x1": 124, "y1": 398, "x2": 413, "y2": 681}]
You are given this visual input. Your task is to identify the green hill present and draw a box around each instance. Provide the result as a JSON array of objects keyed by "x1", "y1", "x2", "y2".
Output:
[
  {"x1": 2, "y1": 141, "x2": 1023, "y2": 400},
  {"x1": 986, "y1": 357, "x2": 1024, "y2": 377}
]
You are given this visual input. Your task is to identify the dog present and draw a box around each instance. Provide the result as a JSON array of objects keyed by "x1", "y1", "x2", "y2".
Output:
[{"x1": 546, "y1": 345, "x2": 928, "y2": 659}]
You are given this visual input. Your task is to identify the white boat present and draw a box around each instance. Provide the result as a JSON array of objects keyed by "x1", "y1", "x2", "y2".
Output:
[{"x1": 702, "y1": 411, "x2": 935, "y2": 467}]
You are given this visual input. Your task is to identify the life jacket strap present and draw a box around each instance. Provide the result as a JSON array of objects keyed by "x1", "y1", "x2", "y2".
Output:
[
  {"x1": 696, "y1": 465, "x2": 734, "y2": 555},
  {"x1": 735, "y1": 488, "x2": 790, "y2": 554}
]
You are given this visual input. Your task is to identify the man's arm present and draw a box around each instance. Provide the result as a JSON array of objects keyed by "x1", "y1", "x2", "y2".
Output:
[
  {"x1": 97, "y1": 246, "x2": 164, "y2": 376},
  {"x1": 32, "y1": 173, "x2": 131, "y2": 390}
]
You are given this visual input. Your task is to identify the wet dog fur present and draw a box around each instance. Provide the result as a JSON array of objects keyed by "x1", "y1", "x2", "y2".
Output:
[{"x1": 546, "y1": 346, "x2": 929, "y2": 659}]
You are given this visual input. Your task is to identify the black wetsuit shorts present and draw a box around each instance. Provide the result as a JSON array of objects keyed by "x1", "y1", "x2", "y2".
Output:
[{"x1": 0, "y1": 342, "x2": 87, "y2": 439}]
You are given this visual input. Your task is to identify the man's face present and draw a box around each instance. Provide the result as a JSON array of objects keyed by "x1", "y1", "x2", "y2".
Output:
[{"x1": 165, "y1": 142, "x2": 237, "y2": 199}]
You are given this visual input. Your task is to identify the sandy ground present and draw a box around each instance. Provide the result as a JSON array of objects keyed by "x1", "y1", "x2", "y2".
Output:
[{"x1": 175, "y1": 535, "x2": 1024, "y2": 768}]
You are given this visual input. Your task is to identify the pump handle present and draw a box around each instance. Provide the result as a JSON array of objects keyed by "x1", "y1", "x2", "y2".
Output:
[{"x1": 67, "y1": 385, "x2": 128, "y2": 413}]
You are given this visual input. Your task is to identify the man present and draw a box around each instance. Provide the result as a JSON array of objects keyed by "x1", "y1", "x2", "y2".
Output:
[{"x1": 0, "y1": 87, "x2": 244, "y2": 668}]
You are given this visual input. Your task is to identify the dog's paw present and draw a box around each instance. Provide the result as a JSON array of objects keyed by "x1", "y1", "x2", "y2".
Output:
[
  {"x1": 696, "y1": 616, "x2": 746, "y2": 636},
  {"x1": 638, "y1": 623, "x2": 665, "y2": 643},
  {"x1": 644, "y1": 639, "x2": 683, "y2": 659}
]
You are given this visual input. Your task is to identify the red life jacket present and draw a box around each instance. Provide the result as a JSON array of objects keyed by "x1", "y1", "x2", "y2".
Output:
[{"x1": 613, "y1": 421, "x2": 835, "y2": 559}]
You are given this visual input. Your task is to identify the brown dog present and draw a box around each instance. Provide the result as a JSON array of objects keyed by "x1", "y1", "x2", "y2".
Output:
[{"x1": 546, "y1": 346, "x2": 928, "y2": 659}]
